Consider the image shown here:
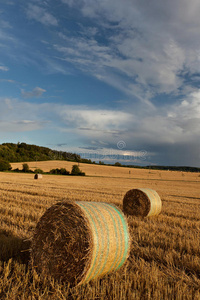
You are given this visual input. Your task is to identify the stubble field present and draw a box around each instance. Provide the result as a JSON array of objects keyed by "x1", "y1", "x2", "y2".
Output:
[{"x1": 0, "y1": 161, "x2": 200, "y2": 299}]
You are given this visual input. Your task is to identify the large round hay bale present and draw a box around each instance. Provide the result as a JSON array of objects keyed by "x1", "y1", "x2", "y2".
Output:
[
  {"x1": 31, "y1": 201, "x2": 130, "y2": 286},
  {"x1": 123, "y1": 188, "x2": 162, "y2": 217}
]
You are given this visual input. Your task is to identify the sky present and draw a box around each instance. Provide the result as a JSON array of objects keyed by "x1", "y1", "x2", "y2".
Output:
[{"x1": 0, "y1": 0, "x2": 200, "y2": 167}]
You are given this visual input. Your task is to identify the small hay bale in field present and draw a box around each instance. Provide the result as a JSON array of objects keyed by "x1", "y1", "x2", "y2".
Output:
[
  {"x1": 34, "y1": 174, "x2": 42, "y2": 179},
  {"x1": 31, "y1": 201, "x2": 130, "y2": 286},
  {"x1": 123, "y1": 188, "x2": 162, "y2": 217}
]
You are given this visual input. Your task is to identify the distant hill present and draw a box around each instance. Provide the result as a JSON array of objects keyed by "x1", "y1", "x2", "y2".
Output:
[{"x1": 0, "y1": 142, "x2": 81, "y2": 163}]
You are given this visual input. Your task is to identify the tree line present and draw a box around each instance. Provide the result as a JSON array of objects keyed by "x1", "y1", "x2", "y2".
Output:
[
  {"x1": 1, "y1": 162, "x2": 85, "y2": 176},
  {"x1": 0, "y1": 142, "x2": 82, "y2": 163}
]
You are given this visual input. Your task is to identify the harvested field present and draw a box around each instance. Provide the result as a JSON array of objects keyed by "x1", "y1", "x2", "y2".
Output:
[{"x1": 0, "y1": 162, "x2": 200, "y2": 299}]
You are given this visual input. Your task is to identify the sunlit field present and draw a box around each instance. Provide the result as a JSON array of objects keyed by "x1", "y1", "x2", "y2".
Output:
[{"x1": 0, "y1": 161, "x2": 200, "y2": 299}]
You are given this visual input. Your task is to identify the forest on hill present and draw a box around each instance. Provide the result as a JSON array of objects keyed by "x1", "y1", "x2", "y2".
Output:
[{"x1": 0, "y1": 142, "x2": 82, "y2": 163}]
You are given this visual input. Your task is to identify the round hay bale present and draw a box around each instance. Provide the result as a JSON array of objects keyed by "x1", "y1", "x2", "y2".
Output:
[
  {"x1": 31, "y1": 201, "x2": 130, "y2": 286},
  {"x1": 123, "y1": 188, "x2": 162, "y2": 217},
  {"x1": 34, "y1": 174, "x2": 42, "y2": 179}
]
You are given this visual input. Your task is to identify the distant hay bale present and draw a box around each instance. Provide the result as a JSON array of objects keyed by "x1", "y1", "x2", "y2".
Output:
[
  {"x1": 34, "y1": 174, "x2": 42, "y2": 179},
  {"x1": 31, "y1": 201, "x2": 130, "y2": 286},
  {"x1": 123, "y1": 188, "x2": 162, "y2": 217}
]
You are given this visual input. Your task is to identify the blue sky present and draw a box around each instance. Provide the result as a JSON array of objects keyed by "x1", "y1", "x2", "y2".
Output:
[{"x1": 1, "y1": 0, "x2": 200, "y2": 166}]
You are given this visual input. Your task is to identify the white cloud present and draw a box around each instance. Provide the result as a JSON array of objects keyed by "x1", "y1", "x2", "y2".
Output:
[
  {"x1": 0, "y1": 120, "x2": 47, "y2": 132},
  {"x1": 60, "y1": 107, "x2": 132, "y2": 130},
  {"x1": 2, "y1": 91, "x2": 199, "y2": 147},
  {"x1": 4, "y1": 98, "x2": 13, "y2": 110},
  {"x1": 26, "y1": 4, "x2": 58, "y2": 26},
  {"x1": 127, "y1": 89, "x2": 200, "y2": 147},
  {"x1": 1, "y1": 0, "x2": 200, "y2": 105},
  {"x1": 21, "y1": 87, "x2": 46, "y2": 98},
  {"x1": 0, "y1": 79, "x2": 15, "y2": 83},
  {"x1": 0, "y1": 97, "x2": 49, "y2": 133},
  {"x1": 60, "y1": 89, "x2": 200, "y2": 152},
  {"x1": 0, "y1": 20, "x2": 12, "y2": 29},
  {"x1": 54, "y1": 0, "x2": 200, "y2": 102},
  {"x1": 0, "y1": 66, "x2": 9, "y2": 71},
  {"x1": 166, "y1": 90, "x2": 200, "y2": 136}
]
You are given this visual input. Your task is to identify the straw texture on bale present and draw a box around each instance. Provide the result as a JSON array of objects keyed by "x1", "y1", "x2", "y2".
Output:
[
  {"x1": 123, "y1": 188, "x2": 162, "y2": 217},
  {"x1": 31, "y1": 201, "x2": 130, "y2": 286}
]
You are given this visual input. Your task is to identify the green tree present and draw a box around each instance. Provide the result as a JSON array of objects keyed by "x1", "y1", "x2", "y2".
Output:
[
  {"x1": 71, "y1": 164, "x2": 85, "y2": 176},
  {"x1": 60, "y1": 168, "x2": 70, "y2": 175},
  {"x1": 50, "y1": 168, "x2": 57, "y2": 174},
  {"x1": 0, "y1": 160, "x2": 12, "y2": 171},
  {"x1": 49, "y1": 168, "x2": 70, "y2": 175},
  {"x1": 114, "y1": 162, "x2": 122, "y2": 166},
  {"x1": 22, "y1": 163, "x2": 29, "y2": 172},
  {"x1": 34, "y1": 168, "x2": 44, "y2": 174}
]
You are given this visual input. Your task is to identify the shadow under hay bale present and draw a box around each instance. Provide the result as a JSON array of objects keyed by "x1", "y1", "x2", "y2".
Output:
[
  {"x1": 123, "y1": 188, "x2": 162, "y2": 217},
  {"x1": 31, "y1": 201, "x2": 130, "y2": 287},
  {"x1": 0, "y1": 229, "x2": 31, "y2": 264}
]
